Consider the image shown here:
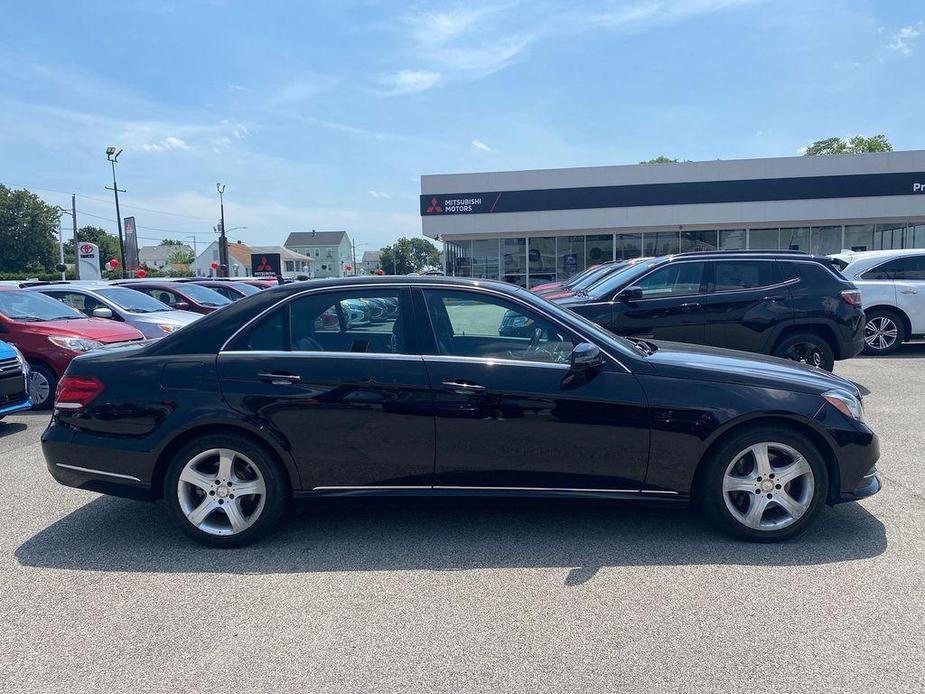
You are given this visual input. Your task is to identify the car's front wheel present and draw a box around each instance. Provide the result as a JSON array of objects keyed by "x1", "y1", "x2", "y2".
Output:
[
  {"x1": 699, "y1": 427, "x2": 829, "y2": 542},
  {"x1": 863, "y1": 309, "x2": 905, "y2": 355},
  {"x1": 164, "y1": 433, "x2": 289, "y2": 547},
  {"x1": 773, "y1": 333, "x2": 835, "y2": 371}
]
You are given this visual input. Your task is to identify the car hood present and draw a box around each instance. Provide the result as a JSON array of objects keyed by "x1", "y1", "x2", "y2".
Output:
[
  {"x1": 20, "y1": 318, "x2": 144, "y2": 343},
  {"x1": 642, "y1": 340, "x2": 862, "y2": 397},
  {"x1": 126, "y1": 310, "x2": 202, "y2": 326}
]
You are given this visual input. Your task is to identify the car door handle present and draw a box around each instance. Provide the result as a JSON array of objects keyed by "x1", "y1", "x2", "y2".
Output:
[
  {"x1": 442, "y1": 380, "x2": 486, "y2": 394},
  {"x1": 258, "y1": 372, "x2": 301, "y2": 385},
  {"x1": 900, "y1": 289, "x2": 918, "y2": 295},
  {"x1": 762, "y1": 295, "x2": 785, "y2": 301},
  {"x1": 679, "y1": 302, "x2": 700, "y2": 312}
]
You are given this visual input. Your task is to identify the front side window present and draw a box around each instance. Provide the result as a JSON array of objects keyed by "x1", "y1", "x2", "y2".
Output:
[
  {"x1": 423, "y1": 290, "x2": 574, "y2": 364},
  {"x1": 43, "y1": 291, "x2": 105, "y2": 316},
  {"x1": 861, "y1": 256, "x2": 925, "y2": 281},
  {"x1": 711, "y1": 261, "x2": 779, "y2": 292},
  {"x1": 629, "y1": 262, "x2": 705, "y2": 299}
]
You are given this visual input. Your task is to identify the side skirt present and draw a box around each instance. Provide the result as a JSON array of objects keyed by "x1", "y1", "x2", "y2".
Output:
[{"x1": 294, "y1": 486, "x2": 688, "y2": 503}]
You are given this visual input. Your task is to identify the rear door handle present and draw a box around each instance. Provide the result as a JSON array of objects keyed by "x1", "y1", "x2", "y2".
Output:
[
  {"x1": 679, "y1": 302, "x2": 700, "y2": 312},
  {"x1": 900, "y1": 289, "x2": 918, "y2": 295},
  {"x1": 442, "y1": 380, "x2": 486, "y2": 394},
  {"x1": 258, "y1": 372, "x2": 301, "y2": 385},
  {"x1": 762, "y1": 295, "x2": 785, "y2": 301}
]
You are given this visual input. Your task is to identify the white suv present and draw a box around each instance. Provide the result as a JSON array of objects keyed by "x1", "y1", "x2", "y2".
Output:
[{"x1": 831, "y1": 249, "x2": 925, "y2": 355}]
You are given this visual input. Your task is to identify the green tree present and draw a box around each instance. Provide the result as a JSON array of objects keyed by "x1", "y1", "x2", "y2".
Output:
[
  {"x1": 640, "y1": 155, "x2": 680, "y2": 164},
  {"x1": 0, "y1": 184, "x2": 59, "y2": 273},
  {"x1": 379, "y1": 237, "x2": 440, "y2": 275},
  {"x1": 804, "y1": 135, "x2": 892, "y2": 156},
  {"x1": 167, "y1": 248, "x2": 195, "y2": 265},
  {"x1": 63, "y1": 226, "x2": 122, "y2": 272},
  {"x1": 160, "y1": 238, "x2": 186, "y2": 246}
]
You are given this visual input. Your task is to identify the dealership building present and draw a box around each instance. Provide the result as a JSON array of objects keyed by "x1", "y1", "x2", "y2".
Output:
[{"x1": 420, "y1": 150, "x2": 925, "y2": 286}]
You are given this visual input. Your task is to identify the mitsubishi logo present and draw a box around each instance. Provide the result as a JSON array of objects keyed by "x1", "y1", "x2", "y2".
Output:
[
  {"x1": 255, "y1": 256, "x2": 274, "y2": 272},
  {"x1": 425, "y1": 197, "x2": 444, "y2": 214}
]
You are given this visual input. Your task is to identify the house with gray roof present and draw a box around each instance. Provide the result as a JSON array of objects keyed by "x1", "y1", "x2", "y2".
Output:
[{"x1": 284, "y1": 230, "x2": 352, "y2": 278}]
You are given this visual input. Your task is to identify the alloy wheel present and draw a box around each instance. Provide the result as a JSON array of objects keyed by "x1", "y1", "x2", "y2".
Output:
[
  {"x1": 865, "y1": 316, "x2": 898, "y2": 352},
  {"x1": 177, "y1": 448, "x2": 267, "y2": 536},
  {"x1": 784, "y1": 342, "x2": 823, "y2": 367},
  {"x1": 29, "y1": 371, "x2": 51, "y2": 407},
  {"x1": 722, "y1": 442, "x2": 815, "y2": 531}
]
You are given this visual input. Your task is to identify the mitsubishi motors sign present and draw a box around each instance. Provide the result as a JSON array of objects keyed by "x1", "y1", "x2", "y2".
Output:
[{"x1": 251, "y1": 253, "x2": 281, "y2": 277}]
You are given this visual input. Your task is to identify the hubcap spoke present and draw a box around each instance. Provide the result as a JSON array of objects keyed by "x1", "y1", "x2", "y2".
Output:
[
  {"x1": 750, "y1": 443, "x2": 772, "y2": 478},
  {"x1": 723, "y1": 476, "x2": 756, "y2": 493},
  {"x1": 743, "y1": 494, "x2": 769, "y2": 528},
  {"x1": 776, "y1": 457, "x2": 810, "y2": 486},
  {"x1": 186, "y1": 498, "x2": 218, "y2": 527},
  {"x1": 231, "y1": 479, "x2": 266, "y2": 497},
  {"x1": 221, "y1": 499, "x2": 248, "y2": 533},
  {"x1": 179, "y1": 467, "x2": 214, "y2": 493},
  {"x1": 772, "y1": 489, "x2": 807, "y2": 520},
  {"x1": 217, "y1": 449, "x2": 235, "y2": 481}
]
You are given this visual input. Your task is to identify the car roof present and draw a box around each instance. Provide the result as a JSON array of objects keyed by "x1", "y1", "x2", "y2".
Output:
[{"x1": 836, "y1": 248, "x2": 925, "y2": 273}]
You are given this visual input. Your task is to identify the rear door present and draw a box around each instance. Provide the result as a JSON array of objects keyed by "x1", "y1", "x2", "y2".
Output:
[
  {"x1": 611, "y1": 261, "x2": 707, "y2": 343},
  {"x1": 218, "y1": 286, "x2": 435, "y2": 490},
  {"x1": 886, "y1": 255, "x2": 925, "y2": 334},
  {"x1": 703, "y1": 259, "x2": 791, "y2": 353}
]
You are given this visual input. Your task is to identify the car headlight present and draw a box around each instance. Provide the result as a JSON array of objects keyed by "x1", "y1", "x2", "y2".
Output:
[
  {"x1": 157, "y1": 323, "x2": 177, "y2": 334},
  {"x1": 823, "y1": 389, "x2": 864, "y2": 421},
  {"x1": 47, "y1": 335, "x2": 103, "y2": 352}
]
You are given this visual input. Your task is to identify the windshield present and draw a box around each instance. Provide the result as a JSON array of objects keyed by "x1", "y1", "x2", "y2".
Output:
[
  {"x1": 569, "y1": 262, "x2": 631, "y2": 292},
  {"x1": 176, "y1": 283, "x2": 231, "y2": 306},
  {"x1": 96, "y1": 287, "x2": 172, "y2": 313},
  {"x1": 586, "y1": 259, "x2": 665, "y2": 298},
  {"x1": 0, "y1": 290, "x2": 87, "y2": 322},
  {"x1": 228, "y1": 282, "x2": 260, "y2": 296}
]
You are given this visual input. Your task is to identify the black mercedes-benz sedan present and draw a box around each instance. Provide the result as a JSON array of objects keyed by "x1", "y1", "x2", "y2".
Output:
[{"x1": 41, "y1": 276, "x2": 881, "y2": 547}]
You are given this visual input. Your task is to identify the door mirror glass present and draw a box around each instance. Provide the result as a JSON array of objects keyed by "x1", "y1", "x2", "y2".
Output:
[
  {"x1": 175, "y1": 302, "x2": 190, "y2": 311},
  {"x1": 618, "y1": 287, "x2": 643, "y2": 302},
  {"x1": 569, "y1": 342, "x2": 604, "y2": 372},
  {"x1": 91, "y1": 307, "x2": 113, "y2": 319}
]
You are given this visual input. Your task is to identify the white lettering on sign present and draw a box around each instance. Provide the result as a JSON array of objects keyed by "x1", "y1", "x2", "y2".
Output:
[
  {"x1": 442, "y1": 197, "x2": 482, "y2": 212},
  {"x1": 914, "y1": 183, "x2": 924, "y2": 192}
]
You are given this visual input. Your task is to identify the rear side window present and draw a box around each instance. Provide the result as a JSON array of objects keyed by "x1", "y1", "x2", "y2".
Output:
[
  {"x1": 711, "y1": 261, "x2": 780, "y2": 291},
  {"x1": 232, "y1": 306, "x2": 287, "y2": 351},
  {"x1": 861, "y1": 256, "x2": 925, "y2": 280},
  {"x1": 779, "y1": 261, "x2": 843, "y2": 288}
]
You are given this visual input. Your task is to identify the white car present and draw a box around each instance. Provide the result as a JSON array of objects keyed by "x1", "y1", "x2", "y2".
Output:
[{"x1": 831, "y1": 249, "x2": 925, "y2": 355}]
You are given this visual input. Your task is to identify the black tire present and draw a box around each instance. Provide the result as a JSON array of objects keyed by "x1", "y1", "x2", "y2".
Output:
[
  {"x1": 773, "y1": 332, "x2": 835, "y2": 371},
  {"x1": 862, "y1": 308, "x2": 906, "y2": 356},
  {"x1": 28, "y1": 363, "x2": 58, "y2": 410},
  {"x1": 698, "y1": 426, "x2": 829, "y2": 542},
  {"x1": 163, "y1": 433, "x2": 289, "y2": 547}
]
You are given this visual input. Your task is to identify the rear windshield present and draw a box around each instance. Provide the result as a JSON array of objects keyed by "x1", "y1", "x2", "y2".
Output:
[
  {"x1": 178, "y1": 283, "x2": 232, "y2": 307},
  {"x1": 229, "y1": 282, "x2": 261, "y2": 296}
]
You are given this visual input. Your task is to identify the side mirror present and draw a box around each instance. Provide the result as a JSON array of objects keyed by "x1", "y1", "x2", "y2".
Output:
[
  {"x1": 618, "y1": 287, "x2": 643, "y2": 302},
  {"x1": 175, "y1": 302, "x2": 190, "y2": 311},
  {"x1": 569, "y1": 342, "x2": 604, "y2": 373},
  {"x1": 91, "y1": 307, "x2": 113, "y2": 319}
]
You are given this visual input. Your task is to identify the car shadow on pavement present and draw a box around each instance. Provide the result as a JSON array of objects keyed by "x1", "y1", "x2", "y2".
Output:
[
  {"x1": 16, "y1": 495, "x2": 887, "y2": 584},
  {"x1": 0, "y1": 421, "x2": 28, "y2": 438}
]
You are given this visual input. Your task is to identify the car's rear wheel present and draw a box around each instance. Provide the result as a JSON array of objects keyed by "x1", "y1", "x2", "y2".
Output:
[
  {"x1": 699, "y1": 427, "x2": 829, "y2": 542},
  {"x1": 863, "y1": 309, "x2": 905, "y2": 355},
  {"x1": 164, "y1": 433, "x2": 289, "y2": 547},
  {"x1": 28, "y1": 363, "x2": 57, "y2": 410},
  {"x1": 773, "y1": 333, "x2": 835, "y2": 371}
]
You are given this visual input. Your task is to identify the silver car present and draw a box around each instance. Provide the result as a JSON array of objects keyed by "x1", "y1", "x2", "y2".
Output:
[{"x1": 28, "y1": 283, "x2": 201, "y2": 339}]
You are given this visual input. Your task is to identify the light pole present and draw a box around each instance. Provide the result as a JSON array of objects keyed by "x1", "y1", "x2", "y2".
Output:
[
  {"x1": 216, "y1": 183, "x2": 229, "y2": 278},
  {"x1": 56, "y1": 205, "x2": 75, "y2": 280},
  {"x1": 105, "y1": 147, "x2": 126, "y2": 278}
]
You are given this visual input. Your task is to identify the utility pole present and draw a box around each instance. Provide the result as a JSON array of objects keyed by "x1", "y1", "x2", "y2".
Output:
[
  {"x1": 187, "y1": 235, "x2": 198, "y2": 259},
  {"x1": 71, "y1": 194, "x2": 79, "y2": 279},
  {"x1": 216, "y1": 183, "x2": 229, "y2": 278},
  {"x1": 57, "y1": 217, "x2": 65, "y2": 280},
  {"x1": 105, "y1": 147, "x2": 126, "y2": 278}
]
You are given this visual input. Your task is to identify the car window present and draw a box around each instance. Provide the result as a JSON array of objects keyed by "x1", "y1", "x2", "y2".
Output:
[
  {"x1": 146, "y1": 289, "x2": 181, "y2": 307},
  {"x1": 861, "y1": 256, "x2": 925, "y2": 281},
  {"x1": 711, "y1": 260, "x2": 779, "y2": 291},
  {"x1": 290, "y1": 291, "x2": 405, "y2": 353},
  {"x1": 423, "y1": 289, "x2": 574, "y2": 365},
  {"x1": 630, "y1": 262, "x2": 705, "y2": 298},
  {"x1": 779, "y1": 261, "x2": 843, "y2": 288},
  {"x1": 43, "y1": 291, "x2": 105, "y2": 316},
  {"x1": 234, "y1": 306, "x2": 288, "y2": 351}
]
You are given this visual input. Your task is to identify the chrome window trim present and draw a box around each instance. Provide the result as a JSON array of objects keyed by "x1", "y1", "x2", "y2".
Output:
[
  {"x1": 220, "y1": 350, "x2": 423, "y2": 362},
  {"x1": 55, "y1": 463, "x2": 142, "y2": 483},
  {"x1": 219, "y1": 281, "x2": 631, "y2": 373},
  {"x1": 423, "y1": 355, "x2": 569, "y2": 370}
]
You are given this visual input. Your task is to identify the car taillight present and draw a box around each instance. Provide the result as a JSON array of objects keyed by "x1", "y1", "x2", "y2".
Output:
[
  {"x1": 841, "y1": 289, "x2": 862, "y2": 305},
  {"x1": 55, "y1": 375, "x2": 105, "y2": 411}
]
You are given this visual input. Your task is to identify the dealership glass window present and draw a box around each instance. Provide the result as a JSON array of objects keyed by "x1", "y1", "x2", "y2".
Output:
[
  {"x1": 446, "y1": 240, "x2": 473, "y2": 277},
  {"x1": 680, "y1": 230, "x2": 718, "y2": 252},
  {"x1": 780, "y1": 227, "x2": 810, "y2": 251},
  {"x1": 615, "y1": 233, "x2": 643, "y2": 260},
  {"x1": 844, "y1": 225, "x2": 874, "y2": 252},
  {"x1": 643, "y1": 231, "x2": 680, "y2": 256},
  {"x1": 557, "y1": 236, "x2": 585, "y2": 279},
  {"x1": 528, "y1": 237, "x2": 557, "y2": 284},
  {"x1": 585, "y1": 234, "x2": 613, "y2": 267},
  {"x1": 875, "y1": 223, "x2": 909, "y2": 250},
  {"x1": 749, "y1": 228, "x2": 779, "y2": 249},
  {"x1": 501, "y1": 237, "x2": 527, "y2": 286},
  {"x1": 470, "y1": 239, "x2": 500, "y2": 279},
  {"x1": 810, "y1": 226, "x2": 843, "y2": 256},
  {"x1": 719, "y1": 229, "x2": 747, "y2": 249},
  {"x1": 912, "y1": 225, "x2": 925, "y2": 248}
]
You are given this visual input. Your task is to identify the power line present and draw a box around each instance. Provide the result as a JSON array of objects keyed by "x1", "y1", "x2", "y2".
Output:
[{"x1": 75, "y1": 209, "x2": 217, "y2": 236}]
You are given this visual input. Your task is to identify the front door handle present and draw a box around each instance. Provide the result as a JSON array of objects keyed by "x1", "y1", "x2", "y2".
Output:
[
  {"x1": 258, "y1": 372, "x2": 301, "y2": 385},
  {"x1": 762, "y1": 295, "x2": 785, "y2": 301},
  {"x1": 442, "y1": 380, "x2": 486, "y2": 395},
  {"x1": 679, "y1": 302, "x2": 700, "y2": 312},
  {"x1": 900, "y1": 289, "x2": 918, "y2": 295}
]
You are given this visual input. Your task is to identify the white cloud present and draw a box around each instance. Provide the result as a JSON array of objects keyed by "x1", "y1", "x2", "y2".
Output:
[
  {"x1": 368, "y1": 190, "x2": 391, "y2": 198},
  {"x1": 141, "y1": 136, "x2": 190, "y2": 152},
  {"x1": 888, "y1": 20, "x2": 923, "y2": 56},
  {"x1": 378, "y1": 69, "x2": 441, "y2": 94},
  {"x1": 471, "y1": 139, "x2": 493, "y2": 153}
]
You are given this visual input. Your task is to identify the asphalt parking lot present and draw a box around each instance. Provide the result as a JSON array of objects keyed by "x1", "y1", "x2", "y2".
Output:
[{"x1": 1, "y1": 349, "x2": 924, "y2": 693}]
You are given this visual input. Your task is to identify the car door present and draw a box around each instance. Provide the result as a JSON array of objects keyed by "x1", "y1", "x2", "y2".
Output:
[
  {"x1": 611, "y1": 261, "x2": 707, "y2": 343},
  {"x1": 416, "y1": 287, "x2": 649, "y2": 491},
  {"x1": 702, "y1": 259, "x2": 791, "y2": 353},
  {"x1": 889, "y1": 255, "x2": 925, "y2": 334},
  {"x1": 218, "y1": 286, "x2": 435, "y2": 490}
]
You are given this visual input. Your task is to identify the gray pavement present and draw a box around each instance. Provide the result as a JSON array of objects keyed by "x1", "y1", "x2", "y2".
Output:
[{"x1": 1, "y1": 348, "x2": 924, "y2": 693}]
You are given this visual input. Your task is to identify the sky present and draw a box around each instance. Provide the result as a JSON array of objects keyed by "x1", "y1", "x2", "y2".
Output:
[{"x1": 1, "y1": 0, "x2": 923, "y2": 252}]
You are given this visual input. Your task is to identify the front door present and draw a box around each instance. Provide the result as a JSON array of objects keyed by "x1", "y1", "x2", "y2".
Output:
[
  {"x1": 891, "y1": 254, "x2": 925, "y2": 335},
  {"x1": 611, "y1": 261, "x2": 707, "y2": 344},
  {"x1": 218, "y1": 287, "x2": 435, "y2": 490},
  {"x1": 417, "y1": 287, "x2": 649, "y2": 491}
]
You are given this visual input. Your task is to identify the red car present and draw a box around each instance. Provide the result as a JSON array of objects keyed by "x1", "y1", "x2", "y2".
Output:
[
  {"x1": 113, "y1": 280, "x2": 231, "y2": 315},
  {"x1": 182, "y1": 279, "x2": 262, "y2": 300},
  {"x1": 0, "y1": 288, "x2": 145, "y2": 409}
]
